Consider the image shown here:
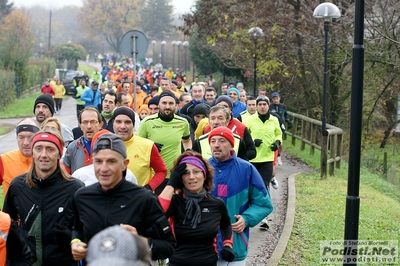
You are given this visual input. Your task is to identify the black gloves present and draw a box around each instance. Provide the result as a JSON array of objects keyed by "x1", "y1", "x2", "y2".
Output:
[
  {"x1": 154, "y1": 142, "x2": 164, "y2": 152},
  {"x1": 52, "y1": 223, "x2": 72, "y2": 245},
  {"x1": 167, "y1": 163, "x2": 187, "y2": 188},
  {"x1": 220, "y1": 246, "x2": 235, "y2": 262},
  {"x1": 254, "y1": 139, "x2": 263, "y2": 147},
  {"x1": 270, "y1": 140, "x2": 281, "y2": 151}
]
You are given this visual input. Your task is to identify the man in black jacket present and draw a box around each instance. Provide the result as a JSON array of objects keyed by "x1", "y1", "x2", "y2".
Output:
[
  {"x1": 71, "y1": 133, "x2": 175, "y2": 263},
  {"x1": 3, "y1": 130, "x2": 84, "y2": 266}
]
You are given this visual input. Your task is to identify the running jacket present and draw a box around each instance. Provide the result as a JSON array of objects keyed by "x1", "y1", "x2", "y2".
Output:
[
  {"x1": 209, "y1": 155, "x2": 273, "y2": 261},
  {"x1": 72, "y1": 179, "x2": 175, "y2": 260},
  {"x1": 3, "y1": 168, "x2": 84, "y2": 265}
]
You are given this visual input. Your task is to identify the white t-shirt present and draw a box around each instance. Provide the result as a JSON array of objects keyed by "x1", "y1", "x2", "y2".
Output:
[{"x1": 72, "y1": 164, "x2": 137, "y2": 186}]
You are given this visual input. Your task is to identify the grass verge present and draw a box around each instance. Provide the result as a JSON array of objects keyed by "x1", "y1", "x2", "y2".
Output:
[
  {"x1": 0, "y1": 125, "x2": 15, "y2": 135},
  {"x1": 280, "y1": 145, "x2": 400, "y2": 265},
  {"x1": 0, "y1": 63, "x2": 95, "y2": 119},
  {"x1": 0, "y1": 91, "x2": 41, "y2": 118},
  {"x1": 78, "y1": 64, "x2": 96, "y2": 77}
]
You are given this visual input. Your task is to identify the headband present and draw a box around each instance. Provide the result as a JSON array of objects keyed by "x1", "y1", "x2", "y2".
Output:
[
  {"x1": 179, "y1": 156, "x2": 207, "y2": 179},
  {"x1": 16, "y1": 124, "x2": 40, "y2": 135},
  {"x1": 31, "y1": 132, "x2": 63, "y2": 157}
]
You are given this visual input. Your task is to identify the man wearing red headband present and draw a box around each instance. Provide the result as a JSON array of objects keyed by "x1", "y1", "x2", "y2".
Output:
[{"x1": 3, "y1": 130, "x2": 84, "y2": 265}]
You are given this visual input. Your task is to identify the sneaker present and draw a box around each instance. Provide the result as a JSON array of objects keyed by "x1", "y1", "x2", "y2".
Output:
[
  {"x1": 259, "y1": 219, "x2": 269, "y2": 230},
  {"x1": 271, "y1": 177, "x2": 279, "y2": 189},
  {"x1": 277, "y1": 156, "x2": 283, "y2": 166}
]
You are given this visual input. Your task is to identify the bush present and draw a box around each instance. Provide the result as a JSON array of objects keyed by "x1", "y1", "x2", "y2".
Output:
[
  {"x1": 23, "y1": 57, "x2": 56, "y2": 93},
  {"x1": 0, "y1": 69, "x2": 16, "y2": 111}
]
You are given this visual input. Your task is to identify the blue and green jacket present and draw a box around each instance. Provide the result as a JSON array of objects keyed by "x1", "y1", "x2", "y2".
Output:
[{"x1": 209, "y1": 154, "x2": 273, "y2": 261}]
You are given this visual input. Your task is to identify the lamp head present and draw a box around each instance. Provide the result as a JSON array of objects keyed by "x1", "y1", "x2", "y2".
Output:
[{"x1": 313, "y1": 3, "x2": 341, "y2": 20}]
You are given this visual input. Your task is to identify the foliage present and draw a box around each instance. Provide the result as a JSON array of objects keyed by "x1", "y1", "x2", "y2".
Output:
[
  {"x1": 27, "y1": 6, "x2": 82, "y2": 53},
  {"x1": 26, "y1": 58, "x2": 57, "y2": 89},
  {"x1": 0, "y1": 0, "x2": 13, "y2": 21},
  {"x1": 79, "y1": 0, "x2": 145, "y2": 53},
  {"x1": 53, "y1": 43, "x2": 86, "y2": 70},
  {"x1": 0, "y1": 69, "x2": 15, "y2": 111},
  {"x1": 140, "y1": 0, "x2": 174, "y2": 39},
  {"x1": 0, "y1": 10, "x2": 34, "y2": 91}
]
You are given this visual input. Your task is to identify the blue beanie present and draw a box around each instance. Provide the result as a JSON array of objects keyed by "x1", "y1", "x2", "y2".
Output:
[{"x1": 227, "y1": 87, "x2": 241, "y2": 98}]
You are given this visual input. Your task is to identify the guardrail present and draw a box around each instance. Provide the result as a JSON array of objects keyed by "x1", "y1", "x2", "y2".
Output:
[{"x1": 286, "y1": 111, "x2": 343, "y2": 178}]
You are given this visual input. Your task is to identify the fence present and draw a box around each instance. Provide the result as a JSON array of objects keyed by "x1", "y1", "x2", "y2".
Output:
[{"x1": 286, "y1": 111, "x2": 344, "y2": 178}]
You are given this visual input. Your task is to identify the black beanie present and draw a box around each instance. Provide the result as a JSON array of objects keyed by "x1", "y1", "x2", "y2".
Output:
[
  {"x1": 193, "y1": 104, "x2": 209, "y2": 116},
  {"x1": 112, "y1": 106, "x2": 135, "y2": 124},
  {"x1": 159, "y1": 90, "x2": 179, "y2": 104},
  {"x1": 34, "y1": 94, "x2": 55, "y2": 116},
  {"x1": 148, "y1": 96, "x2": 160, "y2": 106}
]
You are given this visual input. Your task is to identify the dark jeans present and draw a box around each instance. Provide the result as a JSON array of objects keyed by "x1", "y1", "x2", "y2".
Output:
[
  {"x1": 251, "y1": 161, "x2": 273, "y2": 193},
  {"x1": 76, "y1": 104, "x2": 85, "y2": 119},
  {"x1": 55, "y1": 98, "x2": 63, "y2": 111}
]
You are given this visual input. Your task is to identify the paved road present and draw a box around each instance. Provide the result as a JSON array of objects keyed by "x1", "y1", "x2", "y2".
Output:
[
  {"x1": 0, "y1": 61, "x2": 102, "y2": 154},
  {"x1": 0, "y1": 96, "x2": 79, "y2": 154}
]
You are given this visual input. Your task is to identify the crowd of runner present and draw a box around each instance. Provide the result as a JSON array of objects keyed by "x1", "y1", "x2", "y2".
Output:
[{"x1": 0, "y1": 58, "x2": 290, "y2": 265}]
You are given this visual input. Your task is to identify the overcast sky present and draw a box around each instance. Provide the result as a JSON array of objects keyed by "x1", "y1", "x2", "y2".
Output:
[{"x1": 11, "y1": 0, "x2": 195, "y2": 13}]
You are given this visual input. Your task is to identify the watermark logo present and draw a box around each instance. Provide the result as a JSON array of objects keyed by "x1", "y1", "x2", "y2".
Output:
[{"x1": 320, "y1": 240, "x2": 398, "y2": 264}]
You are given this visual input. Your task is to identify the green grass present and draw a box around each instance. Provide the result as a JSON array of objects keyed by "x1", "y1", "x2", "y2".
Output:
[
  {"x1": 0, "y1": 63, "x2": 95, "y2": 120},
  {"x1": 78, "y1": 64, "x2": 96, "y2": 77},
  {"x1": 0, "y1": 91, "x2": 41, "y2": 118},
  {"x1": 0, "y1": 125, "x2": 15, "y2": 135},
  {"x1": 280, "y1": 145, "x2": 400, "y2": 265}
]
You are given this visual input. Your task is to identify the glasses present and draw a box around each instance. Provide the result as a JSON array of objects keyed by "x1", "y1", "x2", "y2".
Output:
[
  {"x1": 81, "y1": 120, "x2": 99, "y2": 126},
  {"x1": 182, "y1": 169, "x2": 204, "y2": 178}
]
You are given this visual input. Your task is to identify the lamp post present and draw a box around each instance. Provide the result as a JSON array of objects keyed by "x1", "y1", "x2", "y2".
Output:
[
  {"x1": 313, "y1": 3, "x2": 341, "y2": 133},
  {"x1": 248, "y1": 27, "x2": 264, "y2": 97},
  {"x1": 161, "y1": 40, "x2": 166, "y2": 68},
  {"x1": 344, "y1": 1, "x2": 365, "y2": 265},
  {"x1": 176, "y1": 41, "x2": 182, "y2": 70},
  {"x1": 151, "y1": 40, "x2": 156, "y2": 66},
  {"x1": 313, "y1": 3, "x2": 341, "y2": 180},
  {"x1": 171, "y1": 41, "x2": 176, "y2": 70},
  {"x1": 183, "y1": 41, "x2": 189, "y2": 72}
]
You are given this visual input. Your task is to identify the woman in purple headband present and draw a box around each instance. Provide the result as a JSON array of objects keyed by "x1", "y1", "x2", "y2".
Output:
[{"x1": 159, "y1": 151, "x2": 235, "y2": 266}]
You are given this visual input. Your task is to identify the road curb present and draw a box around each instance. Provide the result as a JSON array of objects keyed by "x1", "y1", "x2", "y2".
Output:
[{"x1": 267, "y1": 172, "x2": 300, "y2": 266}]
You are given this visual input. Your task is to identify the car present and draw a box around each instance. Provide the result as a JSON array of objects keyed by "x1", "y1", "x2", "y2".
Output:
[{"x1": 62, "y1": 70, "x2": 84, "y2": 95}]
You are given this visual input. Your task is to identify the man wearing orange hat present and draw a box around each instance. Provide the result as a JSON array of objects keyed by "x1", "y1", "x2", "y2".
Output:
[{"x1": 208, "y1": 127, "x2": 273, "y2": 265}]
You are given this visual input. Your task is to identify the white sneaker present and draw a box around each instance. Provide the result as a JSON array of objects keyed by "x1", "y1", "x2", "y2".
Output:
[
  {"x1": 271, "y1": 177, "x2": 279, "y2": 189},
  {"x1": 277, "y1": 156, "x2": 282, "y2": 166}
]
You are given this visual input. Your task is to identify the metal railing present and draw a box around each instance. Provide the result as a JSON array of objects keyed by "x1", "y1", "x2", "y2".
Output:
[{"x1": 285, "y1": 111, "x2": 343, "y2": 178}]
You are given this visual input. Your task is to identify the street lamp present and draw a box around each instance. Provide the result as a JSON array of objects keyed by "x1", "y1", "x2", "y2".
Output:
[
  {"x1": 176, "y1": 41, "x2": 182, "y2": 70},
  {"x1": 248, "y1": 27, "x2": 264, "y2": 97},
  {"x1": 183, "y1": 41, "x2": 189, "y2": 72},
  {"x1": 151, "y1": 40, "x2": 156, "y2": 66},
  {"x1": 171, "y1": 41, "x2": 176, "y2": 70},
  {"x1": 161, "y1": 40, "x2": 166, "y2": 68},
  {"x1": 313, "y1": 2, "x2": 341, "y2": 133}
]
